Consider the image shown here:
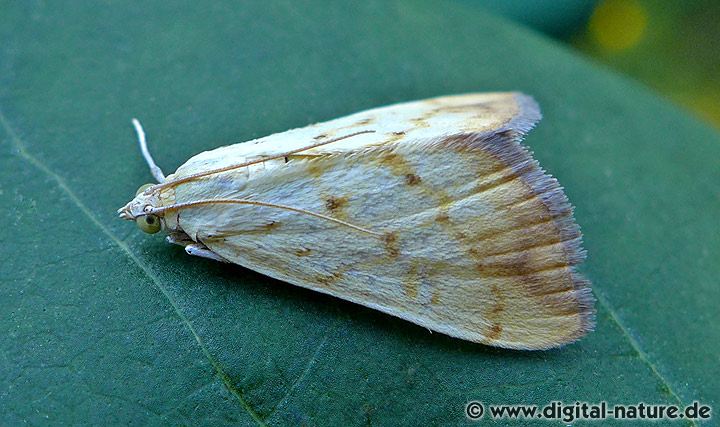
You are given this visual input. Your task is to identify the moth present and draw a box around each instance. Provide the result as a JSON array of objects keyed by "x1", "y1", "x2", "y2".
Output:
[{"x1": 118, "y1": 92, "x2": 595, "y2": 350}]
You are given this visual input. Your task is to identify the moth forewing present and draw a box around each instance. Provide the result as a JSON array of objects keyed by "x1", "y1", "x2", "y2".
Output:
[{"x1": 120, "y1": 92, "x2": 595, "y2": 350}]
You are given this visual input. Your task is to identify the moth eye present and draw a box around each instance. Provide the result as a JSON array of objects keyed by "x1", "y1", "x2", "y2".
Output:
[
  {"x1": 135, "y1": 183, "x2": 154, "y2": 196},
  {"x1": 136, "y1": 214, "x2": 161, "y2": 234}
]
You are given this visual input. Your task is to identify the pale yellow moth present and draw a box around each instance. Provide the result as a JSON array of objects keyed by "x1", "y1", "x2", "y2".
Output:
[{"x1": 118, "y1": 92, "x2": 595, "y2": 350}]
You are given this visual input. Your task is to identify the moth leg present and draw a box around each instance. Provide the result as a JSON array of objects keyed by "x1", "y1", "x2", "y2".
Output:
[
  {"x1": 166, "y1": 232, "x2": 193, "y2": 247},
  {"x1": 184, "y1": 243, "x2": 229, "y2": 263}
]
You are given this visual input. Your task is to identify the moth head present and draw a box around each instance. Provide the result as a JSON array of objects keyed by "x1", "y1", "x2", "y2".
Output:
[{"x1": 117, "y1": 183, "x2": 164, "y2": 234}]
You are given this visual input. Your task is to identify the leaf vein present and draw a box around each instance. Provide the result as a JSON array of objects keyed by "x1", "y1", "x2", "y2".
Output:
[
  {"x1": 593, "y1": 290, "x2": 695, "y2": 425},
  {"x1": 265, "y1": 320, "x2": 339, "y2": 420}
]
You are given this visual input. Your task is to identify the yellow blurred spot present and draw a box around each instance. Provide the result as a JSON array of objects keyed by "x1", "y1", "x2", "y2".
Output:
[
  {"x1": 589, "y1": 0, "x2": 647, "y2": 52},
  {"x1": 683, "y1": 92, "x2": 720, "y2": 129}
]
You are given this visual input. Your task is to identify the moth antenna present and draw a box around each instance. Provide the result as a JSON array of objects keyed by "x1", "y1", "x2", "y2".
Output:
[
  {"x1": 132, "y1": 118, "x2": 166, "y2": 183},
  {"x1": 152, "y1": 130, "x2": 375, "y2": 191},
  {"x1": 150, "y1": 198, "x2": 382, "y2": 237}
]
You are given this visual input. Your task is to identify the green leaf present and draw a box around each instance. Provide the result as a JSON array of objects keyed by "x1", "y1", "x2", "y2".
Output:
[{"x1": 1, "y1": 1, "x2": 718, "y2": 425}]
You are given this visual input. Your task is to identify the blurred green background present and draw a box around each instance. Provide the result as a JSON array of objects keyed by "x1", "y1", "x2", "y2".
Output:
[{"x1": 476, "y1": 0, "x2": 720, "y2": 128}]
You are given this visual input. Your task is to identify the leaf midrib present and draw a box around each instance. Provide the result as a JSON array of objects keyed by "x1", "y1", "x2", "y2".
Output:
[{"x1": 0, "y1": 109, "x2": 694, "y2": 426}]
